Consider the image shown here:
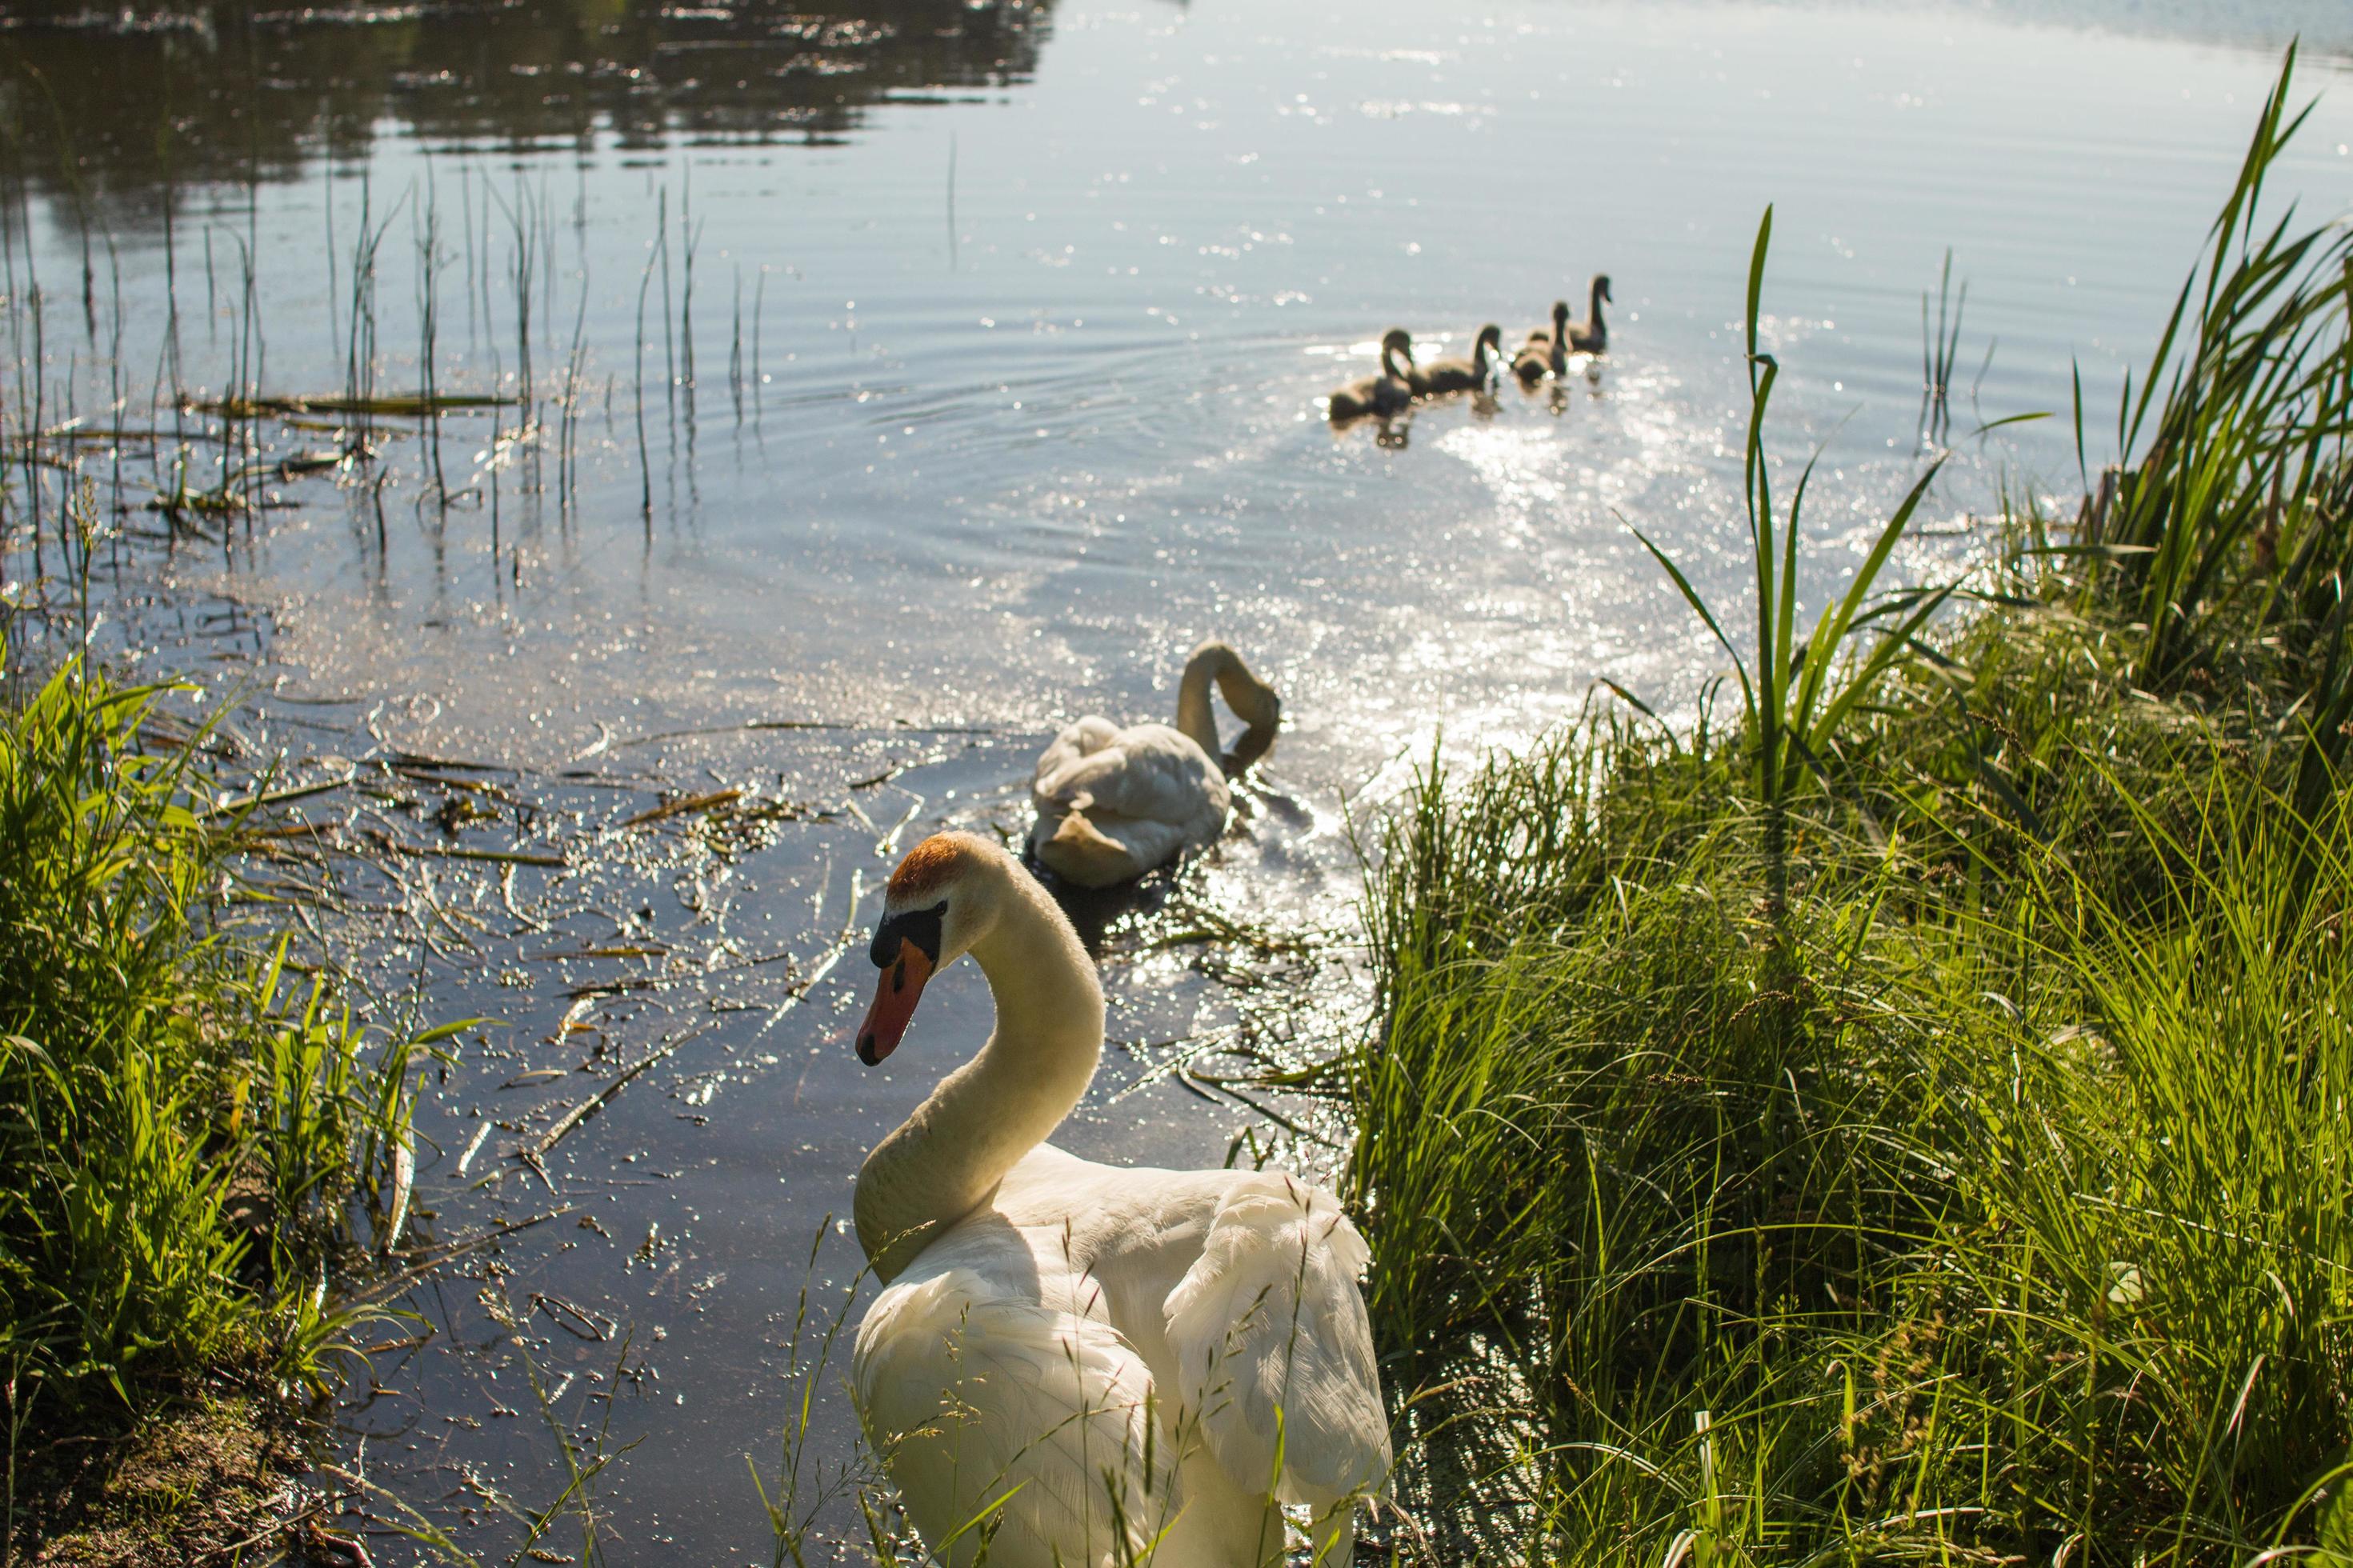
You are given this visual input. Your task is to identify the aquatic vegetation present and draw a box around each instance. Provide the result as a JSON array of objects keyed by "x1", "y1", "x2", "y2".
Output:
[
  {"x1": 0, "y1": 619, "x2": 418, "y2": 1553},
  {"x1": 2071, "y1": 49, "x2": 2353, "y2": 690},
  {"x1": 1347, "y1": 50, "x2": 2353, "y2": 1566},
  {"x1": 1631, "y1": 205, "x2": 1950, "y2": 923}
]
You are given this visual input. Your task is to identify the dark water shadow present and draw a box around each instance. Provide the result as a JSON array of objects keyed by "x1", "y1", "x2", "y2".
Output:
[{"x1": 1024, "y1": 851, "x2": 1179, "y2": 955}]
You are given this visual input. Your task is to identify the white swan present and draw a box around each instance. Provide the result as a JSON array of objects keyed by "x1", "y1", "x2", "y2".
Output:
[
  {"x1": 1027, "y1": 642, "x2": 1281, "y2": 888},
  {"x1": 850, "y1": 832, "x2": 1391, "y2": 1568}
]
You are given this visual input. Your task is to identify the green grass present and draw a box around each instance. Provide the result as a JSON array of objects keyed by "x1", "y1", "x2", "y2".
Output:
[
  {"x1": 1347, "y1": 49, "x2": 2353, "y2": 1566},
  {"x1": 0, "y1": 626, "x2": 418, "y2": 1557}
]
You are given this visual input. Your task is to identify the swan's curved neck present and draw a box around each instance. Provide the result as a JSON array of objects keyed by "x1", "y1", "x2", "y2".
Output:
[
  {"x1": 854, "y1": 871, "x2": 1104, "y2": 1282},
  {"x1": 1173, "y1": 642, "x2": 1277, "y2": 765},
  {"x1": 1587, "y1": 279, "x2": 1607, "y2": 335},
  {"x1": 1174, "y1": 644, "x2": 1231, "y2": 755},
  {"x1": 1472, "y1": 334, "x2": 1491, "y2": 374},
  {"x1": 1380, "y1": 339, "x2": 1410, "y2": 382}
]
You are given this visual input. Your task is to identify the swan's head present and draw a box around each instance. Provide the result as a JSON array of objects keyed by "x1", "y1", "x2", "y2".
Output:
[
  {"x1": 1380, "y1": 326, "x2": 1415, "y2": 369},
  {"x1": 1592, "y1": 274, "x2": 1614, "y2": 305},
  {"x1": 1551, "y1": 299, "x2": 1571, "y2": 326},
  {"x1": 1475, "y1": 323, "x2": 1503, "y2": 354},
  {"x1": 1226, "y1": 668, "x2": 1283, "y2": 740},
  {"x1": 1245, "y1": 681, "x2": 1283, "y2": 733},
  {"x1": 854, "y1": 832, "x2": 1002, "y2": 1066}
]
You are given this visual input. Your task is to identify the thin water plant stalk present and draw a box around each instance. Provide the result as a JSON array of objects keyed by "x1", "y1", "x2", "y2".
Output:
[
  {"x1": 750, "y1": 1220, "x2": 879, "y2": 1568},
  {"x1": 417, "y1": 174, "x2": 447, "y2": 501},
  {"x1": 658, "y1": 183, "x2": 675, "y2": 423},
  {"x1": 560, "y1": 275, "x2": 589, "y2": 515},
  {"x1": 730, "y1": 263, "x2": 745, "y2": 426},
  {"x1": 680, "y1": 206, "x2": 701, "y2": 398},
  {"x1": 634, "y1": 234, "x2": 656, "y2": 522},
  {"x1": 490, "y1": 172, "x2": 537, "y2": 437},
  {"x1": 1920, "y1": 248, "x2": 1969, "y2": 447},
  {"x1": 1630, "y1": 205, "x2": 1951, "y2": 924}
]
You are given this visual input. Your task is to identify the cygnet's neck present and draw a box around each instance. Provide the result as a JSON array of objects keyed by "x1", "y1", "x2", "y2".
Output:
[{"x1": 853, "y1": 870, "x2": 1104, "y2": 1282}]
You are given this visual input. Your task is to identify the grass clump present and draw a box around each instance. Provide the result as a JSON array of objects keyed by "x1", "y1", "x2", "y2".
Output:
[
  {"x1": 0, "y1": 631, "x2": 416, "y2": 1558},
  {"x1": 1347, "y1": 50, "x2": 2353, "y2": 1567}
]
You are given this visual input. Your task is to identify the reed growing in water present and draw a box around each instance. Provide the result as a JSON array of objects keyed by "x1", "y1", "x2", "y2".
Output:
[{"x1": 1347, "y1": 49, "x2": 2353, "y2": 1566}]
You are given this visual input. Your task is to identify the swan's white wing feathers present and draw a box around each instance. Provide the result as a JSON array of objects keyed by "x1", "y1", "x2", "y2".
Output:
[
  {"x1": 1033, "y1": 722, "x2": 1225, "y2": 833},
  {"x1": 1162, "y1": 1174, "x2": 1393, "y2": 1510},
  {"x1": 1028, "y1": 721, "x2": 1230, "y2": 882},
  {"x1": 1031, "y1": 715, "x2": 1124, "y2": 796},
  {"x1": 856, "y1": 1261, "x2": 1180, "y2": 1568}
]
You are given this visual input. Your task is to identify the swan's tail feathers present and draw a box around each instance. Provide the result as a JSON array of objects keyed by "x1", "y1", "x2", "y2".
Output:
[
  {"x1": 855, "y1": 1270, "x2": 1177, "y2": 1568},
  {"x1": 1036, "y1": 802, "x2": 1141, "y2": 889},
  {"x1": 1162, "y1": 1175, "x2": 1394, "y2": 1514}
]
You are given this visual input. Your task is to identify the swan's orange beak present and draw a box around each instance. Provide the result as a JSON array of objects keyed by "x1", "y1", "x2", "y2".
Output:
[{"x1": 856, "y1": 940, "x2": 934, "y2": 1066}]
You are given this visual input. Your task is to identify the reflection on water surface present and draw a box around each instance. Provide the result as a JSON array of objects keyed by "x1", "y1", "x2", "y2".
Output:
[{"x1": 2, "y1": 0, "x2": 1054, "y2": 214}]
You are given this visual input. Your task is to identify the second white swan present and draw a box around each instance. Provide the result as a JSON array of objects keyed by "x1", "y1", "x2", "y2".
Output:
[{"x1": 1028, "y1": 641, "x2": 1281, "y2": 887}]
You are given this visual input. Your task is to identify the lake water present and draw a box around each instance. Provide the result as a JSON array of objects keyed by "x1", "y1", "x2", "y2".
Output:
[{"x1": 5, "y1": 0, "x2": 2351, "y2": 1558}]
